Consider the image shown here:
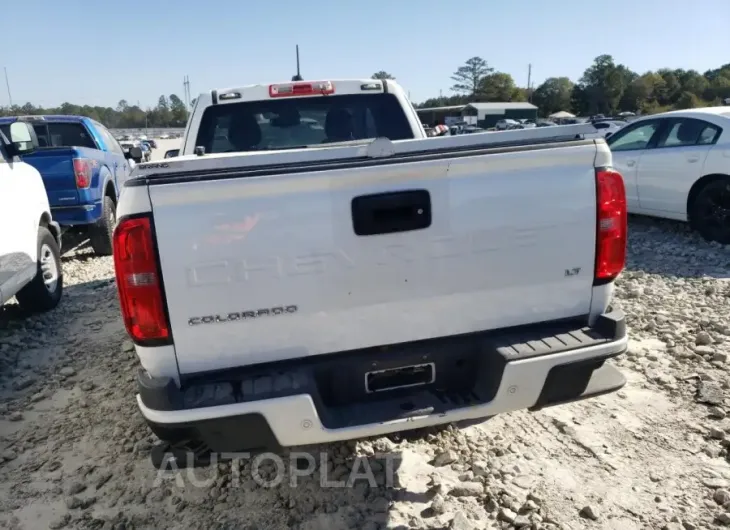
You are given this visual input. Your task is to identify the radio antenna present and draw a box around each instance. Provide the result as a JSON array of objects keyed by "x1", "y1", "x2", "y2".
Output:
[{"x1": 291, "y1": 45, "x2": 303, "y2": 81}]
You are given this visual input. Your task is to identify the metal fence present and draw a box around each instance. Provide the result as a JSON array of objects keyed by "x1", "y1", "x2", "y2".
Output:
[{"x1": 109, "y1": 128, "x2": 186, "y2": 138}]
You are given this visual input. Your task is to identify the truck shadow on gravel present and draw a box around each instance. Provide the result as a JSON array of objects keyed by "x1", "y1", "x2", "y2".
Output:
[
  {"x1": 0, "y1": 274, "x2": 460, "y2": 530},
  {"x1": 59, "y1": 230, "x2": 92, "y2": 258},
  {"x1": 627, "y1": 215, "x2": 729, "y2": 280}
]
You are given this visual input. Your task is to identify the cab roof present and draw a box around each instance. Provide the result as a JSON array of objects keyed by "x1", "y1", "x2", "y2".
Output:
[
  {"x1": 0, "y1": 114, "x2": 89, "y2": 123},
  {"x1": 199, "y1": 79, "x2": 403, "y2": 106}
]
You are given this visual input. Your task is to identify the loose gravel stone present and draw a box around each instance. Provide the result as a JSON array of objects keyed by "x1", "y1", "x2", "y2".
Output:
[
  {"x1": 703, "y1": 478, "x2": 730, "y2": 489},
  {"x1": 48, "y1": 514, "x2": 71, "y2": 529},
  {"x1": 430, "y1": 494, "x2": 447, "y2": 515},
  {"x1": 59, "y1": 367, "x2": 76, "y2": 377},
  {"x1": 433, "y1": 450, "x2": 459, "y2": 467},
  {"x1": 580, "y1": 505, "x2": 600, "y2": 520},
  {"x1": 0, "y1": 214, "x2": 728, "y2": 530},
  {"x1": 715, "y1": 489, "x2": 730, "y2": 504},
  {"x1": 448, "y1": 481, "x2": 483, "y2": 497},
  {"x1": 498, "y1": 507, "x2": 517, "y2": 523}
]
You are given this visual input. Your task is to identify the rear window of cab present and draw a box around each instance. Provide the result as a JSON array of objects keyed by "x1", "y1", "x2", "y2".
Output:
[{"x1": 194, "y1": 93, "x2": 414, "y2": 154}]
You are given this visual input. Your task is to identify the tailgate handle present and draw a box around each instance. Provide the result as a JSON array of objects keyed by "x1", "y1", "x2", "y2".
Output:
[{"x1": 351, "y1": 189, "x2": 431, "y2": 236}]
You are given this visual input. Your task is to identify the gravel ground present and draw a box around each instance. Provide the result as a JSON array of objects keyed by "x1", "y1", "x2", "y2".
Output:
[{"x1": 0, "y1": 214, "x2": 729, "y2": 530}]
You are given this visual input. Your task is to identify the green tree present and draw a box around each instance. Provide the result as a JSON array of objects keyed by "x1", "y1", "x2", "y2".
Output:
[
  {"x1": 510, "y1": 87, "x2": 528, "y2": 102},
  {"x1": 575, "y1": 55, "x2": 635, "y2": 115},
  {"x1": 0, "y1": 94, "x2": 188, "y2": 127},
  {"x1": 451, "y1": 57, "x2": 494, "y2": 96},
  {"x1": 168, "y1": 94, "x2": 188, "y2": 126},
  {"x1": 371, "y1": 71, "x2": 395, "y2": 80},
  {"x1": 532, "y1": 77, "x2": 574, "y2": 116},
  {"x1": 619, "y1": 73, "x2": 665, "y2": 112},
  {"x1": 416, "y1": 94, "x2": 470, "y2": 108},
  {"x1": 705, "y1": 72, "x2": 730, "y2": 102},
  {"x1": 675, "y1": 91, "x2": 704, "y2": 109},
  {"x1": 655, "y1": 68, "x2": 683, "y2": 105},
  {"x1": 704, "y1": 63, "x2": 730, "y2": 82},
  {"x1": 479, "y1": 72, "x2": 517, "y2": 101},
  {"x1": 153, "y1": 95, "x2": 172, "y2": 127},
  {"x1": 678, "y1": 70, "x2": 709, "y2": 97}
]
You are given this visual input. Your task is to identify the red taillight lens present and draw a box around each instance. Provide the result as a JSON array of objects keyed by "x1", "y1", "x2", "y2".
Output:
[
  {"x1": 72, "y1": 158, "x2": 92, "y2": 188},
  {"x1": 269, "y1": 81, "x2": 335, "y2": 98},
  {"x1": 594, "y1": 168, "x2": 627, "y2": 284},
  {"x1": 112, "y1": 216, "x2": 170, "y2": 343}
]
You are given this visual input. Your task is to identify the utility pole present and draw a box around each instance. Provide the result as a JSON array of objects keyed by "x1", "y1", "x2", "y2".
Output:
[
  {"x1": 527, "y1": 64, "x2": 532, "y2": 103},
  {"x1": 4, "y1": 67, "x2": 13, "y2": 107},
  {"x1": 183, "y1": 76, "x2": 191, "y2": 108}
]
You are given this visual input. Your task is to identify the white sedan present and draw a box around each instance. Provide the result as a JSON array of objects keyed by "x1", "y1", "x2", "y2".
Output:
[
  {"x1": 592, "y1": 120, "x2": 627, "y2": 138},
  {"x1": 607, "y1": 107, "x2": 730, "y2": 244}
]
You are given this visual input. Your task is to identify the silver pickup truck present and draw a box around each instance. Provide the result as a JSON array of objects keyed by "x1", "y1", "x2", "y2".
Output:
[{"x1": 115, "y1": 79, "x2": 629, "y2": 466}]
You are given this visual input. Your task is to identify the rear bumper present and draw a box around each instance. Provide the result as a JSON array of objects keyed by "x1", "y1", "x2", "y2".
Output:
[
  {"x1": 137, "y1": 308, "x2": 628, "y2": 453},
  {"x1": 51, "y1": 201, "x2": 102, "y2": 226}
]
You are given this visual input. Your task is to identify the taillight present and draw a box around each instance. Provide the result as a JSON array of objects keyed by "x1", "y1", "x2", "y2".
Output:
[
  {"x1": 72, "y1": 158, "x2": 92, "y2": 188},
  {"x1": 112, "y1": 216, "x2": 170, "y2": 343},
  {"x1": 594, "y1": 168, "x2": 627, "y2": 285},
  {"x1": 269, "y1": 81, "x2": 334, "y2": 98}
]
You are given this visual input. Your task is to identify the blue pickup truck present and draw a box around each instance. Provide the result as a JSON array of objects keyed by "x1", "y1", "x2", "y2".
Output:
[{"x1": 0, "y1": 115, "x2": 141, "y2": 256}]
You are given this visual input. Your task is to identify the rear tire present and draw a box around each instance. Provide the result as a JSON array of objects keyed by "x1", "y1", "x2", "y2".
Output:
[
  {"x1": 689, "y1": 178, "x2": 730, "y2": 244},
  {"x1": 89, "y1": 196, "x2": 116, "y2": 256},
  {"x1": 15, "y1": 227, "x2": 63, "y2": 313}
]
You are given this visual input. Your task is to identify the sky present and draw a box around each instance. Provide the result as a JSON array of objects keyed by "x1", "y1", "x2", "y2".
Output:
[{"x1": 3, "y1": 0, "x2": 729, "y2": 109}]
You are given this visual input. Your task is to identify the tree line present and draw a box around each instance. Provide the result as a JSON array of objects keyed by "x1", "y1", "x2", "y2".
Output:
[
  {"x1": 0, "y1": 95, "x2": 192, "y2": 129},
  {"x1": 1, "y1": 55, "x2": 728, "y2": 128},
  {"x1": 374, "y1": 55, "x2": 730, "y2": 117}
]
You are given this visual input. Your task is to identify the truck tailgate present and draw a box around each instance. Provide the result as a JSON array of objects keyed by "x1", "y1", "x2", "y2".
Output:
[
  {"x1": 148, "y1": 143, "x2": 600, "y2": 374},
  {"x1": 22, "y1": 148, "x2": 81, "y2": 206}
]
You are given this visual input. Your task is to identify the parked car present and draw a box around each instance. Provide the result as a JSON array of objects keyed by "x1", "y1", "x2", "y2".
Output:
[
  {"x1": 0, "y1": 115, "x2": 140, "y2": 256},
  {"x1": 607, "y1": 106, "x2": 730, "y2": 243},
  {"x1": 495, "y1": 119, "x2": 522, "y2": 130},
  {"x1": 120, "y1": 79, "x2": 627, "y2": 467},
  {"x1": 120, "y1": 140, "x2": 146, "y2": 163},
  {"x1": 591, "y1": 120, "x2": 627, "y2": 138},
  {"x1": 139, "y1": 142, "x2": 152, "y2": 162},
  {"x1": 0, "y1": 121, "x2": 63, "y2": 312}
]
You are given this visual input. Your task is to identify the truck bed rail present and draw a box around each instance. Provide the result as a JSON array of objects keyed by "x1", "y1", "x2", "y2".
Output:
[{"x1": 130, "y1": 124, "x2": 600, "y2": 187}]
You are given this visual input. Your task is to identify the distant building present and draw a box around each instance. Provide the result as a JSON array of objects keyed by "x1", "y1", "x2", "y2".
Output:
[
  {"x1": 416, "y1": 102, "x2": 539, "y2": 129},
  {"x1": 415, "y1": 105, "x2": 466, "y2": 127},
  {"x1": 461, "y1": 102, "x2": 538, "y2": 128}
]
